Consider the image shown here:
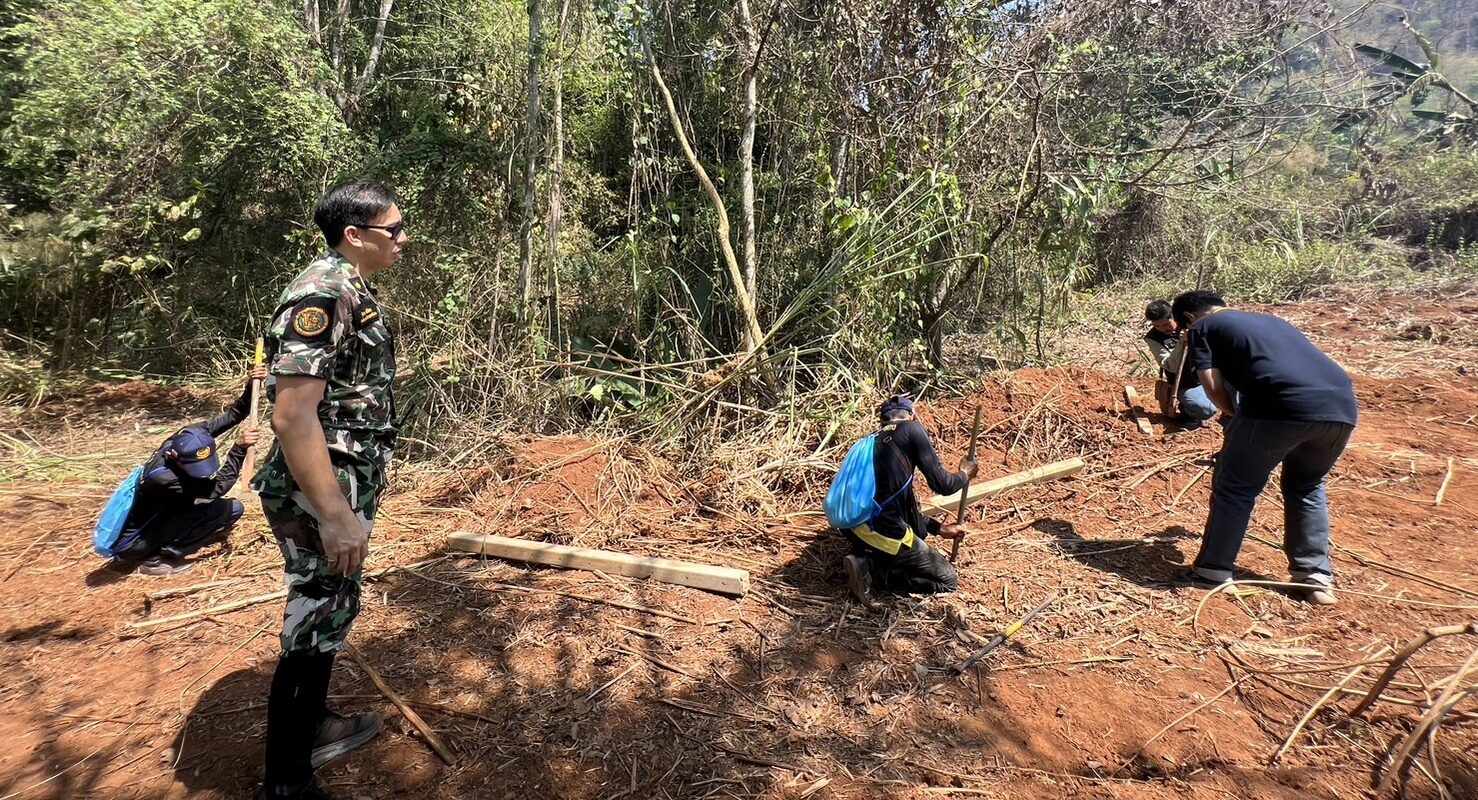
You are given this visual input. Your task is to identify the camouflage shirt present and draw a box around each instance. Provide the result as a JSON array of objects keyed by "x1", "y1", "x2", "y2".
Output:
[{"x1": 251, "y1": 252, "x2": 398, "y2": 496}]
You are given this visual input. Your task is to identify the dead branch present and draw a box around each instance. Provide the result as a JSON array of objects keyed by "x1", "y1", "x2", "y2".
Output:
[
  {"x1": 1349, "y1": 623, "x2": 1478, "y2": 719},
  {"x1": 345, "y1": 643, "x2": 455, "y2": 764}
]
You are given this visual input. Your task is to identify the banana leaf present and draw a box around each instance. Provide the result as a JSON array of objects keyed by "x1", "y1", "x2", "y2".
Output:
[
  {"x1": 1411, "y1": 109, "x2": 1451, "y2": 122},
  {"x1": 1354, "y1": 43, "x2": 1426, "y2": 76}
]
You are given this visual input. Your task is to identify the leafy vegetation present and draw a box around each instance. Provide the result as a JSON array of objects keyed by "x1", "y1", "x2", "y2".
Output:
[{"x1": 0, "y1": 0, "x2": 1474, "y2": 445}]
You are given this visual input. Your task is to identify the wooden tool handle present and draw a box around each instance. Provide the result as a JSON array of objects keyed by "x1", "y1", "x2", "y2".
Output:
[
  {"x1": 949, "y1": 406, "x2": 983, "y2": 563},
  {"x1": 952, "y1": 594, "x2": 1057, "y2": 674},
  {"x1": 242, "y1": 337, "x2": 265, "y2": 473},
  {"x1": 1168, "y1": 333, "x2": 1191, "y2": 416}
]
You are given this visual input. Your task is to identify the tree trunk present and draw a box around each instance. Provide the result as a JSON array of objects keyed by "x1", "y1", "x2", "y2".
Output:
[
  {"x1": 921, "y1": 304, "x2": 945, "y2": 370},
  {"x1": 330, "y1": 0, "x2": 350, "y2": 81},
  {"x1": 326, "y1": 0, "x2": 352, "y2": 112},
  {"x1": 354, "y1": 0, "x2": 395, "y2": 95},
  {"x1": 546, "y1": 0, "x2": 571, "y2": 346},
  {"x1": 304, "y1": 0, "x2": 321, "y2": 42},
  {"x1": 736, "y1": 0, "x2": 760, "y2": 326},
  {"x1": 516, "y1": 0, "x2": 544, "y2": 330},
  {"x1": 645, "y1": 44, "x2": 767, "y2": 369}
]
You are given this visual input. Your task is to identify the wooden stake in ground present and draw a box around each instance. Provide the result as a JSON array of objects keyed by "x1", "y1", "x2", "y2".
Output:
[
  {"x1": 446, "y1": 533, "x2": 750, "y2": 596},
  {"x1": 921, "y1": 458, "x2": 1085, "y2": 519},
  {"x1": 949, "y1": 406, "x2": 983, "y2": 563},
  {"x1": 345, "y1": 644, "x2": 454, "y2": 765},
  {"x1": 1123, "y1": 385, "x2": 1153, "y2": 435}
]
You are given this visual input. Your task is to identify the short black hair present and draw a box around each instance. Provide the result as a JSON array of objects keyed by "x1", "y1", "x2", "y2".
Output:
[
  {"x1": 314, "y1": 180, "x2": 398, "y2": 247},
  {"x1": 1144, "y1": 300, "x2": 1172, "y2": 322},
  {"x1": 1171, "y1": 290, "x2": 1226, "y2": 327}
]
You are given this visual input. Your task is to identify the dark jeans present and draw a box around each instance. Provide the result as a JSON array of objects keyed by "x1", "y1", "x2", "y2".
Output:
[
  {"x1": 1178, "y1": 385, "x2": 1217, "y2": 421},
  {"x1": 114, "y1": 499, "x2": 245, "y2": 562},
  {"x1": 848, "y1": 533, "x2": 958, "y2": 594},
  {"x1": 1193, "y1": 417, "x2": 1354, "y2": 586}
]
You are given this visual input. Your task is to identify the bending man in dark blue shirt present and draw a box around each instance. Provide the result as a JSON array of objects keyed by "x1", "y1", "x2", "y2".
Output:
[
  {"x1": 111, "y1": 366, "x2": 266, "y2": 576},
  {"x1": 1171, "y1": 291, "x2": 1357, "y2": 606},
  {"x1": 842, "y1": 396, "x2": 977, "y2": 605}
]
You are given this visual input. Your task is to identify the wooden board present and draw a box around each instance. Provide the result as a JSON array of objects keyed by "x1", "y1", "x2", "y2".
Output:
[
  {"x1": 921, "y1": 457, "x2": 1086, "y2": 518},
  {"x1": 446, "y1": 532, "x2": 750, "y2": 597},
  {"x1": 1123, "y1": 385, "x2": 1154, "y2": 435}
]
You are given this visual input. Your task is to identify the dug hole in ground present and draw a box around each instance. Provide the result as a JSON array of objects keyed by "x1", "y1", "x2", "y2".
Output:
[{"x1": 1, "y1": 291, "x2": 1476, "y2": 799}]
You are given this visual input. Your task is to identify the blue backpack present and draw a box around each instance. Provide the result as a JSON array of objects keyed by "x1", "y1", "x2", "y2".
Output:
[
  {"x1": 93, "y1": 466, "x2": 165, "y2": 557},
  {"x1": 824, "y1": 433, "x2": 914, "y2": 529}
]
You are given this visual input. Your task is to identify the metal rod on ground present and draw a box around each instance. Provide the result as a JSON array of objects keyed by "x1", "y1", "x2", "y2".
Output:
[
  {"x1": 949, "y1": 406, "x2": 982, "y2": 563},
  {"x1": 951, "y1": 594, "x2": 1058, "y2": 675}
]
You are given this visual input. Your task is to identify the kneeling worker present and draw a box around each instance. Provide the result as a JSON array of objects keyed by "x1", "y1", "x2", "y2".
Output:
[
  {"x1": 111, "y1": 365, "x2": 266, "y2": 575},
  {"x1": 843, "y1": 395, "x2": 978, "y2": 604},
  {"x1": 1143, "y1": 299, "x2": 1216, "y2": 424}
]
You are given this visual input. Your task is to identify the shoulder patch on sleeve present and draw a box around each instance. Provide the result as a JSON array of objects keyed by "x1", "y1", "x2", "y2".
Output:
[
  {"x1": 356, "y1": 299, "x2": 381, "y2": 328},
  {"x1": 283, "y1": 297, "x2": 337, "y2": 343}
]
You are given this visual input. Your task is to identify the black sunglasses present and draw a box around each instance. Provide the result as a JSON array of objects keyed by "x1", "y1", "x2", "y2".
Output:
[{"x1": 357, "y1": 220, "x2": 406, "y2": 238}]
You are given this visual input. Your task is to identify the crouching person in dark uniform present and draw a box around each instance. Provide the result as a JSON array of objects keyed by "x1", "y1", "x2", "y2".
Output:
[
  {"x1": 842, "y1": 396, "x2": 978, "y2": 605},
  {"x1": 111, "y1": 366, "x2": 266, "y2": 576},
  {"x1": 251, "y1": 180, "x2": 406, "y2": 800}
]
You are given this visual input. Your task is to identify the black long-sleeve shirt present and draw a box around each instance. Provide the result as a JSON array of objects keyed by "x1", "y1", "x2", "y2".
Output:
[
  {"x1": 870, "y1": 419, "x2": 970, "y2": 541},
  {"x1": 123, "y1": 384, "x2": 253, "y2": 531}
]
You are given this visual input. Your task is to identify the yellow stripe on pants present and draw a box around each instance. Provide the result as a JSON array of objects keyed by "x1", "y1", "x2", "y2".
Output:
[{"x1": 850, "y1": 523, "x2": 915, "y2": 555}]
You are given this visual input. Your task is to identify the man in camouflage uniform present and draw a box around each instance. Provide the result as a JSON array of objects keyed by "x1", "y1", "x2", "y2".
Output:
[{"x1": 251, "y1": 180, "x2": 406, "y2": 800}]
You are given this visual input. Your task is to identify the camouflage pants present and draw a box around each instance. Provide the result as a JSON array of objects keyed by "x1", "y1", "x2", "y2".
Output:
[{"x1": 260, "y1": 456, "x2": 384, "y2": 655}]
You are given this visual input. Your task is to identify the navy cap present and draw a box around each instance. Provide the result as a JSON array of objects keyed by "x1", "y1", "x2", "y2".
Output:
[
  {"x1": 878, "y1": 394, "x2": 915, "y2": 419},
  {"x1": 166, "y1": 426, "x2": 220, "y2": 479}
]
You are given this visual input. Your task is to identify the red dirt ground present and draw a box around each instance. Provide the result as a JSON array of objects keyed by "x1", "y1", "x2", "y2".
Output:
[{"x1": 1, "y1": 290, "x2": 1476, "y2": 799}]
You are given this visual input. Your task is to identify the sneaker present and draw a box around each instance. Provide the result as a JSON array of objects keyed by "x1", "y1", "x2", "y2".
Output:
[
  {"x1": 1302, "y1": 587, "x2": 1337, "y2": 606},
  {"x1": 311, "y1": 710, "x2": 382, "y2": 768},
  {"x1": 1169, "y1": 569, "x2": 1230, "y2": 590},
  {"x1": 843, "y1": 554, "x2": 876, "y2": 606},
  {"x1": 256, "y1": 781, "x2": 343, "y2": 800},
  {"x1": 136, "y1": 556, "x2": 194, "y2": 577}
]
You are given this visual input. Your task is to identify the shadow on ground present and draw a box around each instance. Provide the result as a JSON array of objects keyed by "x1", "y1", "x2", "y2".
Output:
[{"x1": 168, "y1": 533, "x2": 1065, "y2": 799}]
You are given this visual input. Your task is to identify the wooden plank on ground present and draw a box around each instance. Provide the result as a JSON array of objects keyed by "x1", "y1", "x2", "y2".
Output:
[
  {"x1": 446, "y1": 533, "x2": 750, "y2": 597},
  {"x1": 1124, "y1": 385, "x2": 1154, "y2": 435},
  {"x1": 921, "y1": 458, "x2": 1085, "y2": 518}
]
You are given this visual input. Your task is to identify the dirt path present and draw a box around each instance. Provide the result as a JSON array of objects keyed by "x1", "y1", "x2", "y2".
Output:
[{"x1": 1, "y1": 292, "x2": 1476, "y2": 799}]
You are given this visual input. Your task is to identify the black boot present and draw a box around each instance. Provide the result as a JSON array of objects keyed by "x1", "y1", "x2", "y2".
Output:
[
  {"x1": 263, "y1": 652, "x2": 317, "y2": 792},
  {"x1": 844, "y1": 553, "x2": 876, "y2": 606}
]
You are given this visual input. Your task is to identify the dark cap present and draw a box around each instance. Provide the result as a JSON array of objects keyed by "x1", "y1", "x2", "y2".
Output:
[
  {"x1": 878, "y1": 395, "x2": 916, "y2": 419},
  {"x1": 165, "y1": 426, "x2": 220, "y2": 479}
]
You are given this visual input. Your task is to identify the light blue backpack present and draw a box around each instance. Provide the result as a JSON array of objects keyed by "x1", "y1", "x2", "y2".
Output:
[
  {"x1": 824, "y1": 434, "x2": 913, "y2": 529},
  {"x1": 93, "y1": 466, "x2": 165, "y2": 557}
]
